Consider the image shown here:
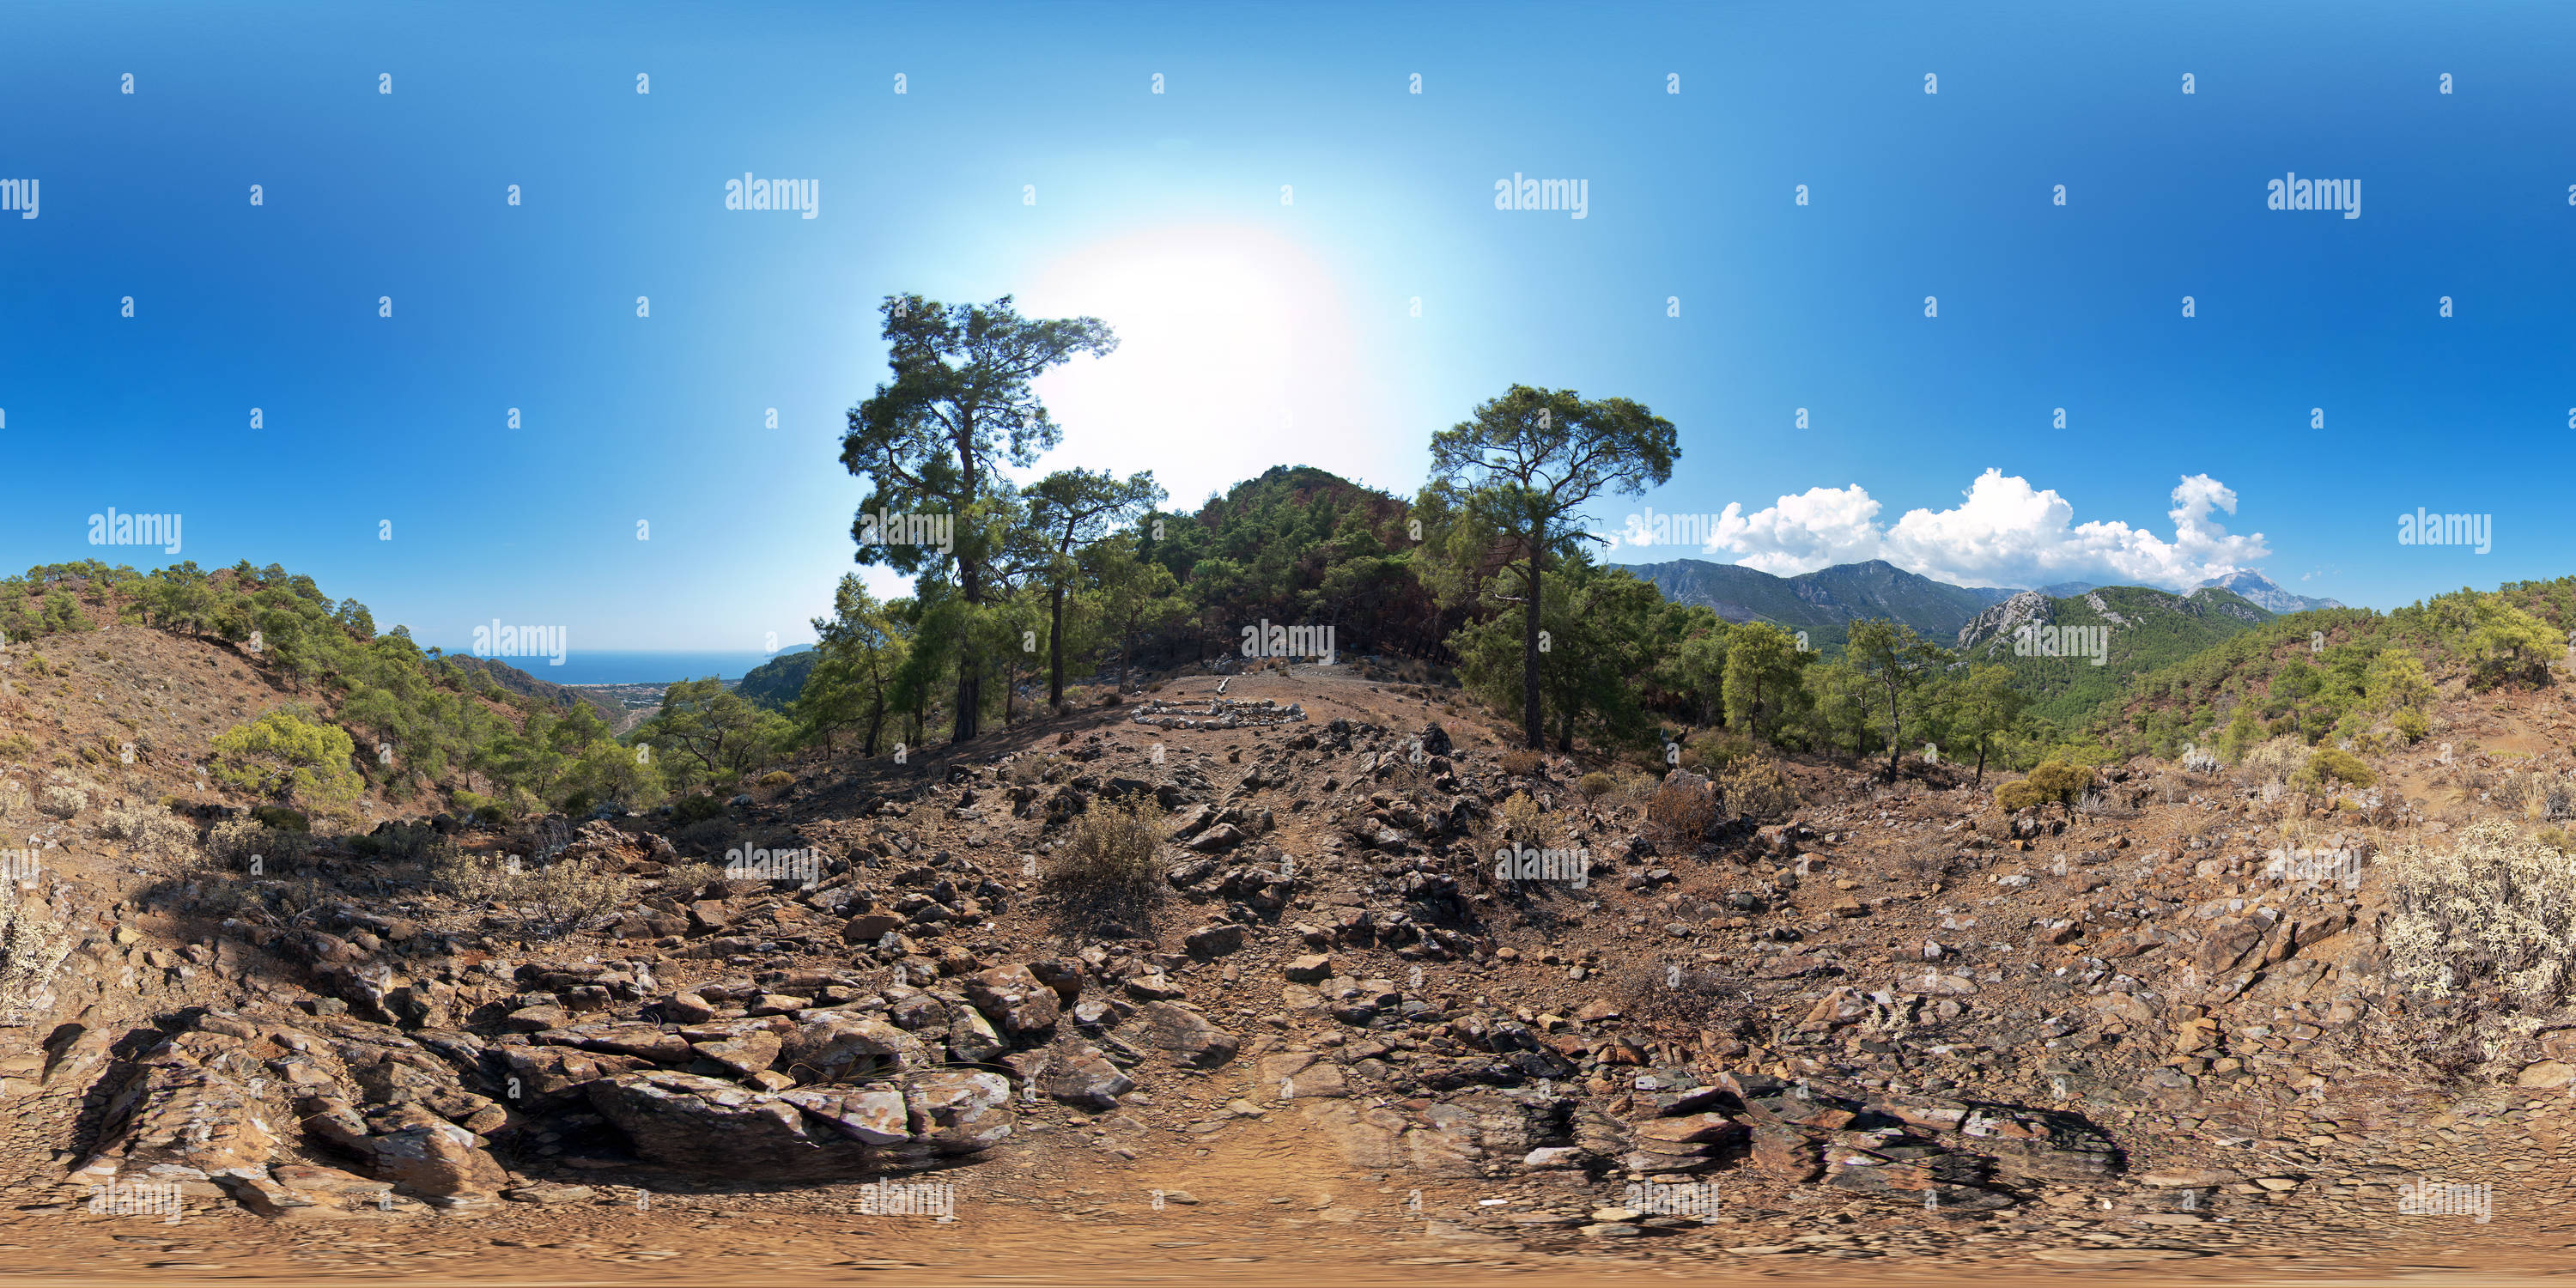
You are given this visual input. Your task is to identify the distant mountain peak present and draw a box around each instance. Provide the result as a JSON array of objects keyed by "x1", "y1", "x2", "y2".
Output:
[{"x1": 2198, "y1": 569, "x2": 2342, "y2": 614}]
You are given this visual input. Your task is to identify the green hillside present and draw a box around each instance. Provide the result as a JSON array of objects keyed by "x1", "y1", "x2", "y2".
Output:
[
  {"x1": 1959, "y1": 586, "x2": 2274, "y2": 724},
  {"x1": 736, "y1": 647, "x2": 817, "y2": 712}
]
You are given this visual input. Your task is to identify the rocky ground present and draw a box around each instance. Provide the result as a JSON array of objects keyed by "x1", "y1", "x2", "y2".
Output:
[{"x1": 3, "y1": 635, "x2": 2575, "y2": 1284}]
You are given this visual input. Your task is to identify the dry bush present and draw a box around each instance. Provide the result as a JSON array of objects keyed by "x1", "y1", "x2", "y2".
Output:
[
  {"x1": 658, "y1": 859, "x2": 726, "y2": 895},
  {"x1": 208, "y1": 817, "x2": 308, "y2": 873},
  {"x1": 1643, "y1": 775, "x2": 1719, "y2": 846},
  {"x1": 2239, "y1": 737, "x2": 2310, "y2": 785},
  {"x1": 1576, "y1": 771, "x2": 1617, "y2": 799},
  {"x1": 516, "y1": 857, "x2": 640, "y2": 936},
  {"x1": 0, "y1": 891, "x2": 73, "y2": 1024},
  {"x1": 1718, "y1": 756, "x2": 1801, "y2": 824},
  {"x1": 1042, "y1": 799, "x2": 1166, "y2": 925},
  {"x1": 2178, "y1": 744, "x2": 2223, "y2": 776},
  {"x1": 1497, "y1": 791, "x2": 1554, "y2": 846},
  {"x1": 2385, "y1": 821, "x2": 2576, "y2": 1007},
  {"x1": 432, "y1": 848, "x2": 521, "y2": 903},
  {"x1": 435, "y1": 850, "x2": 637, "y2": 936},
  {"x1": 1499, "y1": 749, "x2": 1545, "y2": 778},
  {"x1": 34, "y1": 787, "x2": 83, "y2": 819},
  {"x1": 100, "y1": 806, "x2": 194, "y2": 858}
]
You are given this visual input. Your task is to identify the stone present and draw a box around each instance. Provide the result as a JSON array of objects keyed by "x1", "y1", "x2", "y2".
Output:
[
  {"x1": 1125, "y1": 973, "x2": 1188, "y2": 1002},
  {"x1": 503, "y1": 1182, "x2": 596, "y2": 1205},
  {"x1": 505, "y1": 1005, "x2": 568, "y2": 1033},
  {"x1": 776, "y1": 1012, "x2": 927, "y2": 1084},
  {"x1": 966, "y1": 964, "x2": 1062, "y2": 1037},
  {"x1": 1634, "y1": 1112, "x2": 1744, "y2": 1147},
  {"x1": 1285, "y1": 954, "x2": 1334, "y2": 983},
  {"x1": 691, "y1": 1030, "x2": 782, "y2": 1080},
  {"x1": 1132, "y1": 1001, "x2": 1240, "y2": 1069},
  {"x1": 1024, "y1": 958, "x2": 1084, "y2": 1003},
  {"x1": 1184, "y1": 924, "x2": 1247, "y2": 958},
  {"x1": 2516, "y1": 1060, "x2": 2576, "y2": 1090},
  {"x1": 905, "y1": 1069, "x2": 1015, "y2": 1154},
  {"x1": 558, "y1": 1021, "x2": 695, "y2": 1065},
  {"x1": 778, "y1": 1087, "x2": 910, "y2": 1145},
  {"x1": 842, "y1": 912, "x2": 905, "y2": 944},
  {"x1": 365, "y1": 1121, "x2": 510, "y2": 1202},
  {"x1": 1042, "y1": 1051, "x2": 1134, "y2": 1109},
  {"x1": 589, "y1": 1072, "x2": 872, "y2": 1179},
  {"x1": 947, "y1": 1005, "x2": 1006, "y2": 1064}
]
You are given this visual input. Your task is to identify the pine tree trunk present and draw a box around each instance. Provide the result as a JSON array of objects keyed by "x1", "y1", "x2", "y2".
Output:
[
  {"x1": 1522, "y1": 537, "x2": 1545, "y2": 750},
  {"x1": 1048, "y1": 582, "x2": 1066, "y2": 708}
]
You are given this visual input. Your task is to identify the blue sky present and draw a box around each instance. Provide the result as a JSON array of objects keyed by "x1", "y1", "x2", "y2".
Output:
[{"x1": 3, "y1": 1, "x2": 2571, "y2": 650}]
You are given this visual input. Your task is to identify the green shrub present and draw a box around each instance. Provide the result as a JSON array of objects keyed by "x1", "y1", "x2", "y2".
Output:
[
  {"x1": 2296, "y1": 747, "x2": 2375, "y2": 793},
  {"x1": 1577, "y1": 771, "x2": 1616, "y2": 799},
  {"x1": 1679, "y1": 729, "x2": 1761, "y2": 775},
  {"x1": 1997, "y1": 760, "x2": 2091, "y2": 817},
  {"x1": 760, "y1": 769, "x2": 795, "y2": 789},
  {"x1": 2393, "y1": 708, "x2": 2431, "y2": 744},
  {"x1": 671, "y1": 793, "x2": 726, "y2": 827},
  {"x1": 210, "y1": 707, "x2": 364, "y2": 813},
  {"x1": 249, "y1": 804, "x2": 309, "y2": 833}
]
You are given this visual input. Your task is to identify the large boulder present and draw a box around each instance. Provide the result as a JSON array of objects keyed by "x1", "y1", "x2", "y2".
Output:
[
  {"x1": 587, "y1": 1072, "x2": 874, "y2": 1179},
  {"x1": 364, "y1": 1121, "x2": 511, "y2": 1203},
  {"x1": 966, "y1": 965, "x2": 1061, "y2": 1038},
  {"x1": 777, "y1": 1012, "x2": 927, "y2": 1084},
  {"x1": 1133, "y1": 1001, "x2": 1241, "y2": 1069},
  {"x1": 777, "y1": 1087, "x2": 910, "y2": 1145},
  {"x1": 906, "y1": 1070, "x2": 1015, "y2": 1155}
]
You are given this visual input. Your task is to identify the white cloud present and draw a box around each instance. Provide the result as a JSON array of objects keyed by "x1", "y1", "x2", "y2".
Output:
[{"x1": 1683, "y1": 469, "x2": 2268, "y2": 591}]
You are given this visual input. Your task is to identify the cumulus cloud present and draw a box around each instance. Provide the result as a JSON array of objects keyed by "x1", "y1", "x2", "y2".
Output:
[{"x1": 1659, "y1": 469, "x2": 2268, "y2": 591}]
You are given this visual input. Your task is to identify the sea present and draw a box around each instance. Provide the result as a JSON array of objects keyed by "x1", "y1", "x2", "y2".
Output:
[{"x1": 513, "y1": 649, "x2": 809, "y2": 686}]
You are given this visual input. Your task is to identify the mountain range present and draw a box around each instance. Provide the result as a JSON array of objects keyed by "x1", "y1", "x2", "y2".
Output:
[
  {"x1": 2197, "y1": 569, "x2": 2344, "y2": 614},
  {"x1": 1625, "y1": 559, "x2": 2014, "y2": 653},
  {"x1": 1630, "y1": 558, "x2": 2335, "y2": 643}
]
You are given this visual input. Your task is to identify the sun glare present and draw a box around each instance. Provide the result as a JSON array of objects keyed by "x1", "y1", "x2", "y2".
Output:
[{"x1": 1022, "y1": 226, "x2": 1370, "y2": 500}]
